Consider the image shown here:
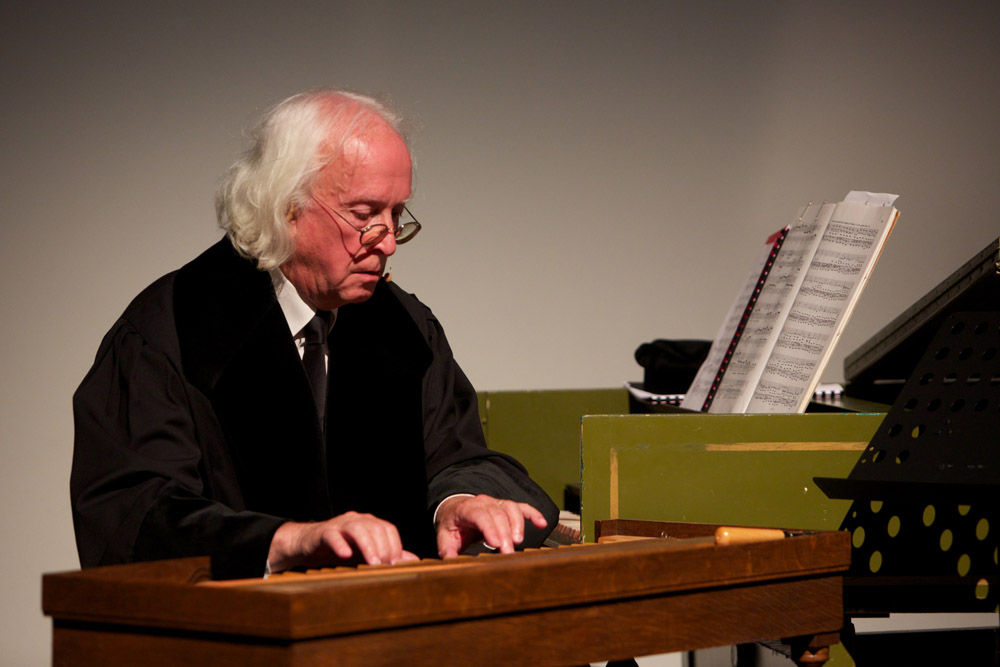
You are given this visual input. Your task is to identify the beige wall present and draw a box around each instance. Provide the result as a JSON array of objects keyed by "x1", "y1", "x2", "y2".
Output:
[{"x1": 3, "y1": 2, "x2": 999, "y2": 662}]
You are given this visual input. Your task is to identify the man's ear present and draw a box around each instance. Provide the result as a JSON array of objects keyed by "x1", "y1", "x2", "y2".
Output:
[{"x1": 286, "y1": 204, "x2": 298, "y2": 223}]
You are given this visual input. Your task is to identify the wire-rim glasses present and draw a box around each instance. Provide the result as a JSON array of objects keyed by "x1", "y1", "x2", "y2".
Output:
[{"x1": 309, "y1": 196, "x2": 421, "y2": 247}]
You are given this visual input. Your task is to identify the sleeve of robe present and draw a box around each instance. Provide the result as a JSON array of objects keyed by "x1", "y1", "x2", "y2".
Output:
[
  {"x1": 70, "y1": 317, "x2": 285, "y2": 580},
  {"x1": 406, "y1": 287, "x2": 560, "y2": 547}
]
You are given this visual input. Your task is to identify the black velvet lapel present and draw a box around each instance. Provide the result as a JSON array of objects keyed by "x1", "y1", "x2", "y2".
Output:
[
  {"x1": 172, "y1": 242, "x2": 441, "y2": 551},
  {"x1": 172, "y1": 240, "x2": 278, "y2": 392},
  {"x1": 173, "y1": 240, "x2": 331, "y2": 521},
  {"x1": 328, "y1": 280, "x2": 436, "y2": 555}
]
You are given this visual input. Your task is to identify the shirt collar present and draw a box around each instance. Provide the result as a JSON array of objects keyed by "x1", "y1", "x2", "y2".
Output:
[{"x1": 269, "y1": 268, "x2": 337, "y2": 337}]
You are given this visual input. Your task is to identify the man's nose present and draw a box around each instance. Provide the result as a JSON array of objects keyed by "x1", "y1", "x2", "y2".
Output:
[{"x1": 373, "y1": 225, "x2": 397, "y2": 255}]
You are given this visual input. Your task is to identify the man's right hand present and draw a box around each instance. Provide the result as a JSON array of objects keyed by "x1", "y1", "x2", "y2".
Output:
[{"x1": 267, "y1": 511, "x2": 419, "y2": 573}]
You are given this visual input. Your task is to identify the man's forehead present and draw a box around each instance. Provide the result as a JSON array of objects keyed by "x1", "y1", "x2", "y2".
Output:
[
  {"x1": 316, "y1": 126, "x2": 412, "y2": 199},
  {"x1": 337, "y1": 134, "x2": 377, "y2": 165},
  {"x1": 342, "y1": 120, "x2": 407, "y2": 154}
]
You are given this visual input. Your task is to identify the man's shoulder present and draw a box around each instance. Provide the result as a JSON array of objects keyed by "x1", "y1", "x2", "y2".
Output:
[
  {"x1": 370, "y1": 280, "x2": 444, "y2": 345},
  {"x1": 383, "y1": 280, "x2": 432, "y2": 321},
  {"x1": 117, "y1": 239, "x2": 243, "y2": 326},
  {"x1": 118, "y1": 271, "x2": 180, "y2": 334},
  {"x1": 179, "y1": 236, "x2": 257, "y2": 274},
  {"x1": 112, "y1": 238, "x2": 270, "y2": 357}
]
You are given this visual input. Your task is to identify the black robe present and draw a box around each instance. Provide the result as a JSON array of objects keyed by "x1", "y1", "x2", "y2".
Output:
[{"x1": 71, "y1": 240, "x2": 557, "y2": 579}]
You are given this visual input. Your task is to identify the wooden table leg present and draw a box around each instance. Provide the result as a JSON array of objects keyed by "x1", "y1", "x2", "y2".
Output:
[{"x1": 788, "y1": 632, "x2": 840, "y2": 666}]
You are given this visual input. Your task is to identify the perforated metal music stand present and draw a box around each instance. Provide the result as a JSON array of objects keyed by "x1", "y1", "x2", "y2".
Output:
[{"x1": 816, "y1": 310, "x2": 999, "y2": 614}]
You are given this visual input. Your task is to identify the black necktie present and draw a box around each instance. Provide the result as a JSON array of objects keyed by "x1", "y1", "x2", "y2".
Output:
[{"x1": 301, "y1": 312, "x2": 329, "y2": 428}]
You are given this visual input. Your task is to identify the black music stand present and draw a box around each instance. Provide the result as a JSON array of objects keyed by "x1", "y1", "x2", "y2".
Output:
[
  {"x1": 816, "y1": 309, "x2": 999, "y2": 664},
  {"x1": 845, "y1": 237, "x2": 1000, "y2": 404}
]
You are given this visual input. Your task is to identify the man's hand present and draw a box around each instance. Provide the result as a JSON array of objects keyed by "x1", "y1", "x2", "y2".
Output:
[
  {"x1": 267, "y1": 512, "x2": 419, "y2": 573},
  {"x1": 435, "y1": 494, "x2": 549, "y2": 559}
]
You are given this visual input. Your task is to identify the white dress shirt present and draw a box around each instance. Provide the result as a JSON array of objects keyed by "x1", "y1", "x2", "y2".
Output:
[{"x1": 269, "y1": 268, "x2": 337, "y2": 366}]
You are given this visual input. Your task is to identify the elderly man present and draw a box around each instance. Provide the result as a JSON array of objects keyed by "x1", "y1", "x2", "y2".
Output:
[{"x1": 71, "y1": 89, "x2": 558, "y2": 579}]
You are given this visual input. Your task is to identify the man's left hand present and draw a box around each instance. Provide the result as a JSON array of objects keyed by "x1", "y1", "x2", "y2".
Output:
[{"x1": 435, "y1": 494, "x2": 549, "y2": 559}]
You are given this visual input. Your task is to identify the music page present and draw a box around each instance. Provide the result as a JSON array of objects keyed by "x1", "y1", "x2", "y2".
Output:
[
  {"x1": 746, "y1": 199, "x2": 898, "y2": 412},
  {"x1": 709, "y1": 203, "x2": 834, "y2": 413},
  {"x1": 682, "y1": 228, "x2": 787, "y2": 411}
]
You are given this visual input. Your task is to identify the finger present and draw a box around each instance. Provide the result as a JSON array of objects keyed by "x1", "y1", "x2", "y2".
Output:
[
  {"x1": 436, "y1": 525, "x2": 463, "y2": 559},
  {"x1": 366, "y1": 521, "x2": 392, "y2": 565},
  {"x1": 325, "y1": 529, "x2": 358, "y2": 561},
  {"x1": 366, "y1": 517, "x2": 406, "y2": 565},
  {"x1": 487, "y1": 500, "x2": 549, "y2": 549},
  {"x1": 382, "y1": 521, "x2": 407, "y2": 565},
  {"x1": 519, "y1": 502, "x2": 550, "y2": 529},
  {"x1": 339, "y1": 517, "x2": 390, "y2": 565},
  {"x1": 499, "y1": 501, "x2": 527, "y2": 544},
  {"x1": 478, "y1": 504, "x2": 516, "y2": 553}
]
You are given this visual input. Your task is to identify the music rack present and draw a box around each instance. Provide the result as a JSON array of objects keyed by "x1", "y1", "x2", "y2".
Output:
[
  {"x1": 845, "y1": 236, "x2": 999, "y2": 403},
  {"x1": 817, "y1": 310, "x2": 999, "y2": 614}
]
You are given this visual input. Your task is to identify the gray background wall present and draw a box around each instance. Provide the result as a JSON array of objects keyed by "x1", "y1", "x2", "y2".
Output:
[{"x1": 2, "y1": 2, "x2": 998, "y2": 663}]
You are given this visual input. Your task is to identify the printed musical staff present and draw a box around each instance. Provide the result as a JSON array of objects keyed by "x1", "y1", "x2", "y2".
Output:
[{"x1": 683, "y1": 191, "x2": 899, "y2": 414}]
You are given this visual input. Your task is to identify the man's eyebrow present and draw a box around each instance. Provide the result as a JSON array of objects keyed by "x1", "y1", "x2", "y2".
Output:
[{"x1": 343, "y1": 197, "x2": 410, "y2": 208}]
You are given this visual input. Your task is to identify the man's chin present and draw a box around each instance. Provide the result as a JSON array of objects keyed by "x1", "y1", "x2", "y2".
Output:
[
  {"x1": 316, "y1": 276, "x2": 382, "y2": 310},
  {"x1": 340, "y1": 284, "x2": 379, "y2": 306}
]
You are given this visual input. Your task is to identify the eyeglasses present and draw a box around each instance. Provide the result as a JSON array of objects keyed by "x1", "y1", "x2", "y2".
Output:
[{"x1": 309, "y1": 196, "x2": 421, "y2": 247}]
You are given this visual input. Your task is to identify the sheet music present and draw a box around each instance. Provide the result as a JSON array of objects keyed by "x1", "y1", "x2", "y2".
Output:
[
  {"x1": 746, "y1": 199, "x2": 898, "y2": 412},
  {"x1": 709, "y1": 203, "x2": 832, "y2": 413},
  {"x1": 844, "y1": 191, "x2": 899, "y2": 207},
  {"x1": 681, "y1": 229, "x2": 786, "y2": 411}
]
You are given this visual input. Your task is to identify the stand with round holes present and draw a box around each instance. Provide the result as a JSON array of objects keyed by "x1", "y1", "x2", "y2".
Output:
[{"x1": 817, "y1": 311, "x2": 999, "y2": 664}]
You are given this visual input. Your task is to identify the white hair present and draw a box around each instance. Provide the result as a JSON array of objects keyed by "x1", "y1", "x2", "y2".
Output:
[{"x1": 215, "y1": 88, "x2": 408, "y2": 268}]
